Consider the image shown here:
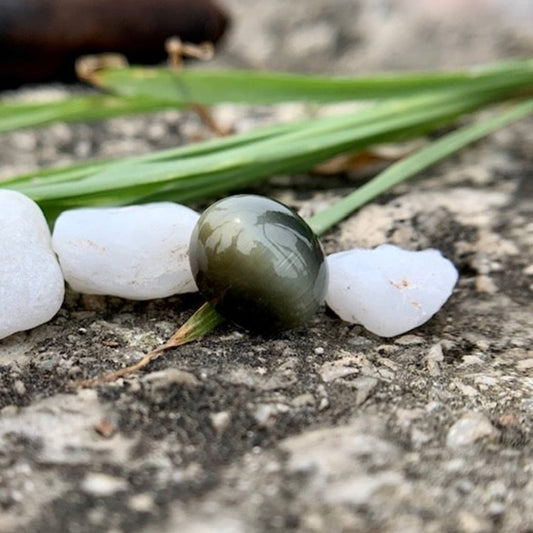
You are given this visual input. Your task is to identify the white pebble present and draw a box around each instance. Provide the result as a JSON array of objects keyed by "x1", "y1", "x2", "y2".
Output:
[
  {"x1": 0, "y1": 190, "x2": 65, "y2": 340},
  {"x1": 326, "y1": 244, "x2": 458, "y2": 337},
  {"x1": 52, "y1": 203, "x2": 199, "y2": 299}
]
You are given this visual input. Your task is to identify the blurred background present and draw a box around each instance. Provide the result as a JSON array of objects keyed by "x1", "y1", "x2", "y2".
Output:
[
  {"x1": 215, "y1": 0, "x2": 533, "y2": 72},
  {"x1": 1, "y1": 0, "x2": 532, "y2": 88}
]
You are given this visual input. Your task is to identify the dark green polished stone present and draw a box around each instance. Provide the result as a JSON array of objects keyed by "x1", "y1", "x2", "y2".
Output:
[{"x1": 189, "y1": 195, "x2": 328, "y2": 333}]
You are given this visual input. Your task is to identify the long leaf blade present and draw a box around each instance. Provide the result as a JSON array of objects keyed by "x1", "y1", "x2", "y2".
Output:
[
  {"x1": 1, "y1": 58, "x2": 532, "y2": 133},
  {"x1": 96, "y1": 59, "x2": 533, "y2": 104},
  {"x1": 308, "y1": 99, "x2": 533, "y2": 235},
  {"x1": 3, "y1": 86, "x2": 521, "y2": 213}
]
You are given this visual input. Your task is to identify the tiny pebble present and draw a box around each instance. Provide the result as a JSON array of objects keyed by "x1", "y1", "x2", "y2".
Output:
[
  {"x1": 453, "y1": 380, "x2": 479, "y2": 397},
  {"x1": 488, "y1": 501, "x2": 505, "y2": 516},
  {"x1": 291, "y1": 393, "x2": 315, "y2": 408},
  {"x1": 376, "y1": 344, "x2": 398, "y2": 355},
  {"x1": 457, "y1": 511, "x2": 491, "y2": 533},
  {"x1": 523, "y1": 263, "x2": 533, "y2": 276},
  {"x1": 128, "y1": 493, "x2": 156, "y2": 513},
  {"x1": 13, "y1": 380, "x2": 26, "y2": 395},
  {"x1": 445, "y1": 458, "x2": 466, "y2": 473},
  {"x1": 394, "y1": 334, "x2": 425, "y2": 346},
  {"x1": 319, "y1": 359, "x2": 359, "y2": 383},
  {"x1": 251, "y1": 403, "x2": 278, "y2": 427},
  {"x1": 141, "y1": 368, "x2": 200, "y2": 388},
  {"x1": 81, "y1": 472, "x2": 128, "y2": 497},
  {"x1": 35, "y1": 359, "x2": 58, "y2": 372},
  {"x1": 352, "y1": 376, "x2": 379, "y2": 405},
  {"x1": 93, "y1": 419, "x2": 117, "y2": 438},
  {"x1": 210, "y1": 411, "x2": 232, "y2": 434},
  {"x1": 475, "y1": 274, "x2": 498, "y2": 293},
  {"x1": 52, "y1": 202, "x2": 199, "y2": 299},
  {"x1": 318, "y1": 397, "x2": 330, "y2": 411},
  {"x1": 326, "y1": 245, "x2": 458, "y2": 337},
  {"x1": 0, "y1": 190, "x2": 65, "y2": 340},
  {"x1": 446, "y1": 412, "x2": 499, "y2": 448},
  {"x1": 426, "y1": 343, "x2": 444, "y2": 377},
  {"x1": 497, "y1": 413, "x2": 519, "y2": 426},
  {"x1": 461, "y1": 355, "x2": 485, "y2": 366},
  {"x1": 516, "y1": 358, "x2": 533, "y2": 371}
]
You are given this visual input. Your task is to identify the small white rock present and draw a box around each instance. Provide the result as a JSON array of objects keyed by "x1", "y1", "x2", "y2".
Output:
[
  {"x1": 52, "y1": 202, "x2": 199, "y2": 299},
  {"x1": 326, "y1": 244, "x2": 458, "y2": 337},
  {"x1": 0, "y1": 190, "x2": 65, "y2": 340}
]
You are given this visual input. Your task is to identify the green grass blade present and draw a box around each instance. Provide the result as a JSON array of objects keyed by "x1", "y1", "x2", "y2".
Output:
[
  {"x1": 0, "y1": 95, "x2": 180, "y2": 133},
  {"x1": 3, "y1": 85, "x2": 526, "y2": 220},
  {"x1": 1, "y1": 58, "x2": 531, "y2": 133},
  {"x1": 2, "y1": 117, "x2": 300, "y2": 189},
  {"x1": 308, "y1": 99, "x2": 533, "y2": 236},
  {"x1": 174, "y1": 302, "x2": 226, "y2": 343},
  {"x1": 4, "y1": 92, "x2": 482, "y2": 198},
  {"x1": 97, "y1": 59, "x2": 533, "y2": 104}
]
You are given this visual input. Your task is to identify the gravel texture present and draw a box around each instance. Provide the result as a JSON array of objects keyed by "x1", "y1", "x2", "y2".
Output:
[{"x1": 0, "y1": 1, "x2": 532, "y2": 532}]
